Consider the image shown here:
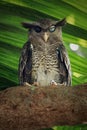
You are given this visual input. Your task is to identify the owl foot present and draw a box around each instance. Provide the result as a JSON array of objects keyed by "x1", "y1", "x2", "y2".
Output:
[
  {"x1": 23, "y1": 82, "x2": 31, "y2": 87},
  {"x1": 23, "y1": 82, "x2": 40, "y2": 87},
  {"x1": 23, "y1": 82, "x2": 37, "y2": 90},
  {"x1": 50, "y1": 80, "x2": 57, "y2": 87},
  {"x1": 32, "y1": 82, "x2": 40, "y2": 87},
  {"x1": 57, "y1": 82, "x2": 66, "y2": 86}
]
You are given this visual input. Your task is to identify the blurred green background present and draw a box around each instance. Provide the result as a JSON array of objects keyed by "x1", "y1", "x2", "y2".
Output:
[{"x1": 0, "y1": 0, "x2": 87, "y2": 129}]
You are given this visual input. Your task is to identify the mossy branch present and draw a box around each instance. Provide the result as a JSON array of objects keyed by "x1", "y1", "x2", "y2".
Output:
[{"x1": 0, "y1": 84, "x2": 87, "y2": 130}]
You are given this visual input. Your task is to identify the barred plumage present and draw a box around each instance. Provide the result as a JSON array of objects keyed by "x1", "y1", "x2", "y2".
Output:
[{"x1": 19, "y1": 18, "x2": 71, "y2": 86}]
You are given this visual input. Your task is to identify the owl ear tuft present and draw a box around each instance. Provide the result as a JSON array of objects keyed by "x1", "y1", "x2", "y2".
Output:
[
  {"x1": 21, "y1": 22, "x2": 33, "y2": 29},
  {"x1": 56, "y1": 18, "x2": 66, "y2": 26}
]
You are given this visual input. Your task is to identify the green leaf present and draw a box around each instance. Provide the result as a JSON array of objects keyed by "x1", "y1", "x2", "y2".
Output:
[{"x1": 0, "y1": 0, "x2": 87, "y2": 129}]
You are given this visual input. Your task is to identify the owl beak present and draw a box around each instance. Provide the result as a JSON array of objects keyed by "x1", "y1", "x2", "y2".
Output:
[{"x1": 44, "y1": 32, "x2": 49, "y2": 42}]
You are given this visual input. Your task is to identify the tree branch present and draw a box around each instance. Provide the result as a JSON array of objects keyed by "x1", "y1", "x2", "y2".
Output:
[{"x1": 0, "y1": 84, "x2": 87, "y2": 130}]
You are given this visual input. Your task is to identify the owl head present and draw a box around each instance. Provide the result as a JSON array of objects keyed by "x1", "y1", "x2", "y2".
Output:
[{"x1": 22, "y1": 18, "x2": 66, "y2": 48}]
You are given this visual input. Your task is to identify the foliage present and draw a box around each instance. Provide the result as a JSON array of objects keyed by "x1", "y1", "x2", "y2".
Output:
[{"x1": 0, "y1": 0, "x2": 87, "y2": 129}]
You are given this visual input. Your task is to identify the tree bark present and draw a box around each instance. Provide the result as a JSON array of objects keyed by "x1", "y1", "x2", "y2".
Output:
[{"x1": 0, "y1": 84, "x2": 87, "y2": 130}]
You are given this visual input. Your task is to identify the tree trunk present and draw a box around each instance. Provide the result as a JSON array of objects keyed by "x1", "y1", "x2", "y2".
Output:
[{"x1": 0, "y1": 84, "x2": 87, "y2": 130}]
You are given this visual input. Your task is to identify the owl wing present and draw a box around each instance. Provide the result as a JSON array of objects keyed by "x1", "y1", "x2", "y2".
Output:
[
  {"x1": 57, "y1": 44, "x2": 71, "y2": 86},
  {"x1": 18, "y1": 41, "x2": 32, "y2": 85}
]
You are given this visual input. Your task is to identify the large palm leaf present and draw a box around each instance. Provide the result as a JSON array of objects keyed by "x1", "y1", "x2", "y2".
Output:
[{"x1": 0, "y1": 0, "x2": 87, "y2": 129}]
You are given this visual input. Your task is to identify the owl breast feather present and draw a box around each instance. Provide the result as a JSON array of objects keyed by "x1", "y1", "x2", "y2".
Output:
[{"x1": 31, "y1": 48, "x2": 60, "y2": 86}]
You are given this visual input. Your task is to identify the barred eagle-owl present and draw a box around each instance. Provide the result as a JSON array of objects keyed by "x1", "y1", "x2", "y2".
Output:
[{"x1": 18, "y1": 18, "x2": 71, "y2": 86}]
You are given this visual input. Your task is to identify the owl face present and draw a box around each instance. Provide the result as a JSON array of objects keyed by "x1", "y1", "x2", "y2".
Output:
[{"x1": 22, "y1": 18, "x2": 66, "y2": 47}]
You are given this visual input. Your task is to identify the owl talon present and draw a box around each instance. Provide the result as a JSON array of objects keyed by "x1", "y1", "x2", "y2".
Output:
[
  {"x1": 23, "y1": 82, "x2": 31, "y2": 87},
  {"x1": 62, "y1": 82, "x2": 67, "y2": 86},
  {"x1": 50, "y1": 80, "x2": 57, "y2": 87},
  {"x1": 33, "y1": 82, "x2": 40, "y2": 87},
  {"x1": 57, "y1": 82, "x2": 66, "y2": 86}
]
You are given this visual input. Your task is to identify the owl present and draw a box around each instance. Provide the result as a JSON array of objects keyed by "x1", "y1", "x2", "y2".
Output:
[{"x1": 18, "y1": 18, "x2": 71, "y2": 87}]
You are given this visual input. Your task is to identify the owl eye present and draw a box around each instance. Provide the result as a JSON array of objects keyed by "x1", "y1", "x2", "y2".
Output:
[
  {"x1": 49, "y1": 25, "x2": 56, "y2": 32},
  {"x1": 34, "y1": 26, "x2": 42, "y2": 33}
]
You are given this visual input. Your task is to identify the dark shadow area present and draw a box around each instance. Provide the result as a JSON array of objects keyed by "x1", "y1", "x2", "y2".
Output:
[
  {"x1": 0, "y1": 64, "x2": 19, "y2": 90},
  {"x1": 0, "y1": 77, "x2": 18, "y2": 91}
]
